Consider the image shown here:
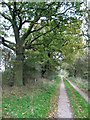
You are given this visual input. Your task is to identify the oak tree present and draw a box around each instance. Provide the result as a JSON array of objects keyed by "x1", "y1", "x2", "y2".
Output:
[{"x1": 0, "y1": 1, "x2": 84, "y2": 86}]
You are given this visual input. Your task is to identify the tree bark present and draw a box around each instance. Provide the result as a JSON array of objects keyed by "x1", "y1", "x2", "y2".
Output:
[
  {"x1": 74, "y1": 68, "x2": 77, "y2": 78},
  {"x1": 14, "y1": 41, "x2": 25, "y2": 86},
  {"x1": 41, "y1": 53, "x2": 51, "y2": 78},
  {"x1": 41, "y1": 69, "x2": 46, "y2": 78}
]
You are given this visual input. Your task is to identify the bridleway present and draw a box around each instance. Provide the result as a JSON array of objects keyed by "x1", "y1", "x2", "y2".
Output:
[{"x1": 57, "y1": 77, "x2": 73, "y2": 118}]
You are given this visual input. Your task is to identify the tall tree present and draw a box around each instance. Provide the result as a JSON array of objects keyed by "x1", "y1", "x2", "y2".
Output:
[{"x1": 0, "y1": 1, "x2": 84, "y2": 86}]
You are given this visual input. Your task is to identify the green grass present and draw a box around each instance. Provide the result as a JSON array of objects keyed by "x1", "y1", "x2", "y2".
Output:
[
  {"x1": 67, "y1": 77, "x2": 88, "y2": 91},
  {"x1": 63, "y1": 78, "x2": 88, "y2": 118},
  {"x1": 2, "y1": 76, "x2": 60, "y2": 118}
]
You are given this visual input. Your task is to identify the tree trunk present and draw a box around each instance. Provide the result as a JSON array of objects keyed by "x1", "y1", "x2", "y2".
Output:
[
  {"x1": 12, "y1": 23, "x2": 25, "y2": 86},
  {"x1": 41, "y1": 53, "x2": 51, "y2": 78},
  {"x1": 74, "y1": 68, "x2": 77, "y2": 78},
  {"x1": 14, "y1": 45, "x2": 25, "y2": 86},
  {"x1": 41, "y1": 69, "x2": 46, "y2": 78}
]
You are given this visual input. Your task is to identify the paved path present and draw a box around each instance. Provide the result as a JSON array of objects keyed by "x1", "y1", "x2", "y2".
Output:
[
  {"x1": 66, "y1": 78, "x2": 89, "y2": 103},
  {"x1": 57, "y1": 78, "x2": 73, "y2": 118}
]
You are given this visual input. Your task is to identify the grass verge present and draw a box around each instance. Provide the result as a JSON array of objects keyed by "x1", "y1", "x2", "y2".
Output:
[
  {"x1": 63, "y1": 78, "x2": 88, "y2": 118},
  {"x1": 67, "y1": 77, "x2": 88, "y2": 92},
  {"x1": 47, "y1": 78, "x2": 60, "y2": 118},
  {"x1": 2, "y1": 76, "x2": 60, "y2": 118}
]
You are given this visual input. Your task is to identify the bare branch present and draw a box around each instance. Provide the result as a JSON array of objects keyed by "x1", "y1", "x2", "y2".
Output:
[
  {"x1": 22, "y1": 16, "x2": 41, "y2": 40},
  {"x1": 25, "y1": 42, "x2": 44, "y2": 49},
  {"x1": 31, "y1": 24, "x2": 48, "y2": 33},
  {"x1": 0, "y1": 36, "x2": 15, "y2": 51},
  {"x1": 25, "y1": 23, "x2": 59, "y2": 49},
  {"x1": 3, "y1": 39, "x2": 16, "y2": 46},
  {"x1": 56, "y1": 2, "x2": 84, "y2": 16},
  {"x1": 22, "y1": 20, "x2": 32, "y2": 24},
  {"x1": 0, "y1": 12, "x2": 11, "y2": 22},
  {"x1": 31, "y1": 24, "x2": 59, "y2": 44},
  {"x1": 18, "y1": 12, "x2": 23, "y2": 30},
  {"x1": 21, "y1": 3, "x2": 57, "y2": 41}
]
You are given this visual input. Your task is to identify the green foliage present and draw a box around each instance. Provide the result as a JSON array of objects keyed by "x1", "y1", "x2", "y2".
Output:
[
  {"x1": 2, "y1": 49, "x2": 15, "y2": 86},
  {"x1": 24, "y1": 50, "x2": 41, "y2": 82},
  {"x1": 62, "y1": 49, "x2": 88, "y2": 79},
  {"x1": 63, "y1": 78, "x2": 88, "y2": 118},
  {"x1": 47, "y1": 74, "x2": 59, "y2": 81},
  {"x1": 73, "y1": 56, "x2": 88, "y2": 78},
  {"x1": 2, "y1": 68, "x2": 14, "y2": 86},
  {"x1": 0, "y1": 1, "x2": 87, "y2": 86}
]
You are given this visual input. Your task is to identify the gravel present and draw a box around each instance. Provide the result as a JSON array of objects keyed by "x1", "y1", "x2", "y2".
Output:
[{"x1": 57, "y1": 78, "x2": 73, "y2": 118}]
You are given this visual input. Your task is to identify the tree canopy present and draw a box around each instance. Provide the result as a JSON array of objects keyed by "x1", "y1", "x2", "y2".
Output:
[{"x1": 0, "y1": 1, "x2": 87, "y2": 86}]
